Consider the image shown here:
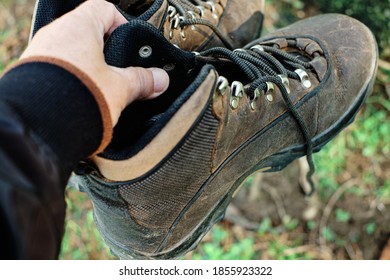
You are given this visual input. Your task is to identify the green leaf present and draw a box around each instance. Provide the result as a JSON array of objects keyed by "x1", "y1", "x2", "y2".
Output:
[
  {"x1": 335, "y1": 208, "x2": 351, "y2": 223},
  {"x1": 365, "y1": 223, "x2": 376, "y2": 235},
  {"x1": 322, "y1": 226, "x2": 335, "y2": 241},
  {"x1": 258, "y1": 217, "x2": 272, "y2": 235}
]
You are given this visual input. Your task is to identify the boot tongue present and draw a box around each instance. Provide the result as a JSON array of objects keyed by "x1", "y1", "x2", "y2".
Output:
[
  {"x1": 31, "y1": 0, "x2": 85, "y2": 37},
  {"x1": 102, "y1": 20, "x2": 207, "y2": 161},
  {"x1": 104, "y1": 19, "x2": 194, "y2": 68}
]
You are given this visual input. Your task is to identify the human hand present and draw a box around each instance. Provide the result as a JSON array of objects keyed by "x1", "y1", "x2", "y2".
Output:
[{"x1": 21, "y1": 0, "x2": 170, "y2": 126}]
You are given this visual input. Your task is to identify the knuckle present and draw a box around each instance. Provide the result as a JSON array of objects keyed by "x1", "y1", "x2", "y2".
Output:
[{"x1": 132, "y1": 68, "x2": 154, "y2": 97}]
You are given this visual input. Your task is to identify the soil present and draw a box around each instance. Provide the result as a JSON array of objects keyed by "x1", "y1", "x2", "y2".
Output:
[{"x1": 224, "y1": 158, "x2": 390, "y2": 259}]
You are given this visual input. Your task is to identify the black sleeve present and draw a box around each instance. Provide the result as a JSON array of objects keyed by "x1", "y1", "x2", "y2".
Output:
[{"x1": 0, "y1": 61, "x2": 106, "y2": 259}]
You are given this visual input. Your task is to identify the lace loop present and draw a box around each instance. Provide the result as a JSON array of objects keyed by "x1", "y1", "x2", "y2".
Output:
[
  {"x1": 201, "y1": 43, "x2": 317, "y2": 194},
  {"x1": 166, "y1": 0, "x2": 236, "y2": 49}
]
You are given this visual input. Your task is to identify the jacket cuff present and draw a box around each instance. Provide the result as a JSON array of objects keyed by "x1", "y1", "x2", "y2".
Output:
[{"x1": 0, "y1": 57, "x2": 113, "y2": 170}]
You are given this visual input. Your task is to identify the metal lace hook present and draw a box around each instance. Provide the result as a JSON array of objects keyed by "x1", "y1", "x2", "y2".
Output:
[
  {"x1": 295, "y1": 69, "x2": 312, "y2": 88},
  {"x1": 230, "y1": 81, "x2": 244, "y2": 109}
]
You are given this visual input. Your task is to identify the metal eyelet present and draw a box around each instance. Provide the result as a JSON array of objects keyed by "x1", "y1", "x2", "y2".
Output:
[
  {"x1": 205, "y1": 1, "x2": 216, "y2": 13},
  {"x1": 216, "y1": 76, "x2": 229, "y2": 96},
  {"x1": 278, "y1": 74, "x2": 290, "y2": 94},
  {"x1": 163, "y1": 63, "x2": 176, "y2": 71},
  {"x1": 184, "y1": 11, "x2": 197, "y2": 31},
  {"x1": 196, "y1": 5, "x2": 205, "y2": 17},
  {"x1": 169, "y1": 15, "x2": 180, "y2": 39},
  {"x1": 295, "y1": 69, "x2": 312, "y2": 88},
  {"x1": 168, "y1": 6, "x2": 176, "y2": 19},
  {"x1": 172, "y1": 14, "x2": 180, "y2": 29},
  {"x1": 249, "y1": 88, "x2": 261, "y2": 110},
  {"x1": 231, "y1": 81, "x2": 244, "y2": 97},
  {"x1": 250, "y1": 45, "x2": 265, "y2": 53},
  {"x1": 233, "y1": 48, "x2": 246, "y2": 54},
  {"x1": 205, "y1": 1, "x2": 218, "y2": 19},
  {"x1": 265, "y1": 82, "x2": 275, "y2": 102},
  {"x1": 180, "y1": 30, "x2": 187, "y2": 39},
  {"x1": 187, "y1": 11, "x2": 197, "y2": 19},
  {"x1": 230, "y1": 81, "x2": 244, "y2": 109},
  {"x1": 178, "y1": 15, "x2": 187, "y2": 39},
  {"x1": 139, "y1": 45, "x2": 152, "y2": 58}
]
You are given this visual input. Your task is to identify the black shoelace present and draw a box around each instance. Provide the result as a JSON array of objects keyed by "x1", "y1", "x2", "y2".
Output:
[
  {"x1": 167, "y1": 0, "x2": 235, "y2": 49},
  {"x1": 199, "y1": 44, "x2": 317, "y2": 195}
]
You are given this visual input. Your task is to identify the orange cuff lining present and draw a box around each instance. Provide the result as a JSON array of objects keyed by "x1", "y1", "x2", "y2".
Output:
[{"x1": 4, "y1": 56, "x2": 113, "y2": 156}]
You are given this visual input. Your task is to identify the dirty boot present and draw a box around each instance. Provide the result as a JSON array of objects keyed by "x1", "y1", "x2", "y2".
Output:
[{"x1": 31, "y1": 0, "x2": 265, "y2": 51}]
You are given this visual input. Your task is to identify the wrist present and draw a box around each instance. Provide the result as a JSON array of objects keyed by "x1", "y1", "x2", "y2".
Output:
[
  {"x1": 3, "y1": 57, "x2": 113, "y2": 156},
  {"x1": 0, "y1": 60, "x2": 112, "y2": 175}
]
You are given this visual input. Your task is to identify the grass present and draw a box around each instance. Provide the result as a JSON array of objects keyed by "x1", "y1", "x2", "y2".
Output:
[{"x1": 59, "y1": 189, "x2": 115, "y2": 260}]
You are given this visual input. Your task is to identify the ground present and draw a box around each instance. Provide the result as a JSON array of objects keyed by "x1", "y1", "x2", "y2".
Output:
[{"x1": 1, "y1": 0, "x2": 389, "y2": 260}]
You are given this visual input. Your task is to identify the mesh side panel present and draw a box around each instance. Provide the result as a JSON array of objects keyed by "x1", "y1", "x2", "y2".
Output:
[
  {"x1": 118, "y1": 104, "x2": 219, "y2": 230},
  {"x1": 33, "y1": 0, "x2": 85, "y2": 36}
]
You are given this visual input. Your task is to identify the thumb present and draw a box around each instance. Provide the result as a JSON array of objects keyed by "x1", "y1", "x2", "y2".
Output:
[
  {"x1": 102, "y1": 66, "x2": 170, "y2": 126},
  {"x1": 117, "y1": 66, "x2": 170, "y2": 103}
]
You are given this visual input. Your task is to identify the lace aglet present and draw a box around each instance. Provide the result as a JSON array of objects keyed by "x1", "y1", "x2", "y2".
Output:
[{"x1": 306, "y1": 174, "x2": 316, "y2": 196}]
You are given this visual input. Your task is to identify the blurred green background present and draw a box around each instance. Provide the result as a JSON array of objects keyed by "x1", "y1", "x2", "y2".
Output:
[{"x1": 0, "y1": 0, "x2": 389, "y2": 260}]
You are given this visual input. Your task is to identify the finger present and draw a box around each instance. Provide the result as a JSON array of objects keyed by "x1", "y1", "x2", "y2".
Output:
[
  {"x1": 112, "y1": 66, "x2": 170, "y2": 104},
  {"x1": 76, "y1": 0, "x2": 127, "y2": 36}
]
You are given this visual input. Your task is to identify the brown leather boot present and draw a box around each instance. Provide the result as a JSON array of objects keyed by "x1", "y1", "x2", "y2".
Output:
[
  {"x1": 71, "y1": 13, "x2": 378, "y2": 259},
  {"x1": 31, "y1": 0, "x2": 265, "y2": 51},
  {"x1": 117, "y1": 0, "x2": 265, "y2": 50}
]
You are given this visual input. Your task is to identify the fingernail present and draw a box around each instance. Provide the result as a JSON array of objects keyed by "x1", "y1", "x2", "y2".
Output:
[{"x1": 151, "y1": 68, "x2": 169, "y2": 97}]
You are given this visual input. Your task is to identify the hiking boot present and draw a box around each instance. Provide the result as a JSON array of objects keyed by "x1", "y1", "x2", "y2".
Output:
[
  {"x1": 30, "y1": 0, "x2": 265, "y2": 51},
  {"x1": 72, "y1": 14, "x2": 378, "y2": 259}
]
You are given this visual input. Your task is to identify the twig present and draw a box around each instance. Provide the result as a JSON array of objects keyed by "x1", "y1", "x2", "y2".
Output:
[
  {"x1": 298, "y1": 157, "x2": 312, "y2": 195},
  {"x1": 248, "y1": 172, "x2": 263, "y2": 202},
  {"x1": 283, "y1": 245, "x2": 313, "y2": 256},
  {"x1": 344, "y1": 243, "x2": 357, "y2": 260},
  {"x1": 318, "y1": 179, "x2": 358, "y2": 247},
  {"x1": 224, "y1": 205, "x2": 260, "y2": 231},
  {"x1": 378, "y1": 59, "x2": 390, "y2": 71},
  {"x1": 283, "y1": 245, "x2": 333, "y2": 260},
  {"x1": 262, "y1": 184, "x2": 287, "y2": 221}
]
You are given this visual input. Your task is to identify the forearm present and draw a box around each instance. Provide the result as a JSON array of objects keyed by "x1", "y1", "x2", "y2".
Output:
[
  {"x1": 0, "y1": 61, "x2": 107, "y2": 259},
  {"x1": 0, "y1": 0, "x2": 169, "y2": 259}
]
